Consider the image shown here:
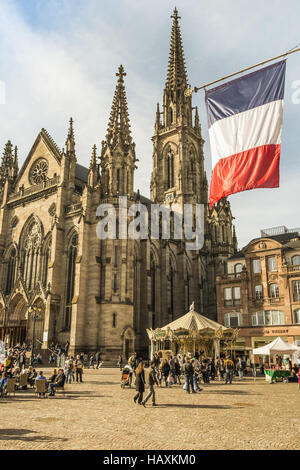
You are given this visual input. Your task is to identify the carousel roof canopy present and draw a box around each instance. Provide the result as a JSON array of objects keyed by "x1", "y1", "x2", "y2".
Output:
[{"x1": 160, "y1": 304, "x2": 231, "y2": 333}]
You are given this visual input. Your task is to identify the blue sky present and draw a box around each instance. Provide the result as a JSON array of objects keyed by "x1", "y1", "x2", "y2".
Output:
[{"x1": 0, "y1": 0, "x2": 300, "y2": 247}]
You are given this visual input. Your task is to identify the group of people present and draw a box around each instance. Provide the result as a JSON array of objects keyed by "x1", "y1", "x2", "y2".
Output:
[
  {"x1": 0, "y1": 362, "x2": 65, "y2": 397},
  {"x1": 49, "y1": 344, "x2": 103, "y2": 371},
  {"x1": 120, "y1": 351, "x2": 252, "y2": 407}
]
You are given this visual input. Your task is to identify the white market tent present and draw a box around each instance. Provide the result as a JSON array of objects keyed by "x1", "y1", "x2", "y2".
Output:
[{"x1": 253, "y1": 336, "x2": 300, "y2": 356}]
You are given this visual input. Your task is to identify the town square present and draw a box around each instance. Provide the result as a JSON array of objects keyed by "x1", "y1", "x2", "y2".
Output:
[
  {"x1": 1, "y1": 0, "x2": 300, "y2": 454},
  {"x1": 1, "y1": 364, "x2": 300, "y2": 451}
]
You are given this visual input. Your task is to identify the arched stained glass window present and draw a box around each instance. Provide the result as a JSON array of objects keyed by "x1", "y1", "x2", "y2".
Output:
[{"x1": 65, "y1": 234, "x2": 78, "y2": 329}]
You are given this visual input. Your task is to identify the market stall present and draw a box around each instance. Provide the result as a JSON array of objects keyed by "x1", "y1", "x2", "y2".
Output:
[
  {"x1": 253, "y1": 337, "x2": 300, "y2": 383},
  {"x1": 146, "y1": 302, "x2": 238, "y2": 359}
]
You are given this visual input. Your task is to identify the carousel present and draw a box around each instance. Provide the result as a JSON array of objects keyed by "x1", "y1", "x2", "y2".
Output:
[{"x1": 147, "y1": 302, "x2": 239, "y2": 359}]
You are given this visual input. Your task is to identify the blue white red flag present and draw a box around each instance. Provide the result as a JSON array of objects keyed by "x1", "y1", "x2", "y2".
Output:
[{"x1": 205, "y1": 60, "x2": 286, "y2": 208}]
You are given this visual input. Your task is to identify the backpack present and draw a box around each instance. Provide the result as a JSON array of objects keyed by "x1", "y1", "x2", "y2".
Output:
[{"x1": 226, "y1": 360, "x2": 233, "y2": 371}]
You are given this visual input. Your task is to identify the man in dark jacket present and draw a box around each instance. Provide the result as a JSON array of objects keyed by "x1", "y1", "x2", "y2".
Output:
[
  {"x1": 49, "y1": 369, "x2": 66, "y2": 396},
  {"x1": 142, "y1": 361, "x2": 158, "y2": 407},
  {"x1": 183, "y1": 358, "x2": 195, "y2": 394}
]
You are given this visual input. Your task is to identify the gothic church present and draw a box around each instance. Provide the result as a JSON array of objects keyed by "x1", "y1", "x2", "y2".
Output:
[{"x1": 0, "y1": 9, "x2": 237, "y2": 359}]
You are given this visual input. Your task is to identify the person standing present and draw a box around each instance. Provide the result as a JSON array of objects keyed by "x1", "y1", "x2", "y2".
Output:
[
  {"x1": 174, "y1": 357, "x2": 182, "y2": 385},
  {"x1": 183, "y1": 358, "x2": 195, "y2": 394},
  {"x1": 161, "y1": 359, "x2": 170, "y2": 387},
  {"x1": 129, "y1": 352, "x2": 137, "y2": 376},
  {"x1": 236, "y1": 357, "x2": 244, "y2": 380},
  {"x1": 74, "y1": 355, "x2": 83, "y2": 383},
  {"x1": 192, "y1": 360, "x2": 202, "y2": 392},
  {"x1": 89, "y1": 354, "x2": 95, "y2": 369},
  {"x1": 133, "y1": 361, "x2": 145, "y2": 405},
  {"x1": 66, "y1": 357, "x2": 74, "y2": 384},
  {"x1": 142, "y1": 361, "x2": 158, "y2": 407},
  {"x1": 64, "y1": 341, "x2": 70, "y2": 356},
  {"x1": 224, "y1": 356, "x2": 234, "y2": 384},
  {"x1": 95, "y1": 351, "x2": 102, "y2": 369},
  {"x1": 169, "y1": 356, "x2": 176, "y2": 384},
  {"x1": 117, "y1": 355, "x2": 123, "y2": 371}
]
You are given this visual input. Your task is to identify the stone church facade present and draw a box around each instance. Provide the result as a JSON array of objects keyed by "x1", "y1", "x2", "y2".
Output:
[{"x1": 0, "y1": 9, "x2": 237, "y2": 359}]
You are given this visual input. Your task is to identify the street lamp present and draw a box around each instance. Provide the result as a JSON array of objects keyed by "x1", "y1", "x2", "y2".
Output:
[{"x1": 26, "y1": 305, "x2": 42, "y2": 366}]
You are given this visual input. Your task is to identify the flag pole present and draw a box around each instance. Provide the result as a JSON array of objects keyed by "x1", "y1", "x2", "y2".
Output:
[{"x1": 185, "y1": 47, "x2": 300, "y2": 96}]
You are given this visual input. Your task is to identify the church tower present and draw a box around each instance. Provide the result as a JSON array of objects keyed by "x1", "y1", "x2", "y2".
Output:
[
  {"x1": 100, "y1": 65, "x2": 137, "y2": 200},
  {"x1": 98, "y1": 65, "x2": 137, "y2": 360},
  {"x1": 150, "y1": 8, "x2": 208, "y2": 209}
]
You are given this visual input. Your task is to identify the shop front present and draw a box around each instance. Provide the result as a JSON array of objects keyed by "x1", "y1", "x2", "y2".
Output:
[{"x1": 234, "y1": 325, "x2": 300, "y2": 362}]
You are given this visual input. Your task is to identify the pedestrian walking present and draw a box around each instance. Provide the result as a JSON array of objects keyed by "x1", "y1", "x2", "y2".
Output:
[
  {"x1": 133, "y1": 361, "x2": 145, "y2": 405},
  {"x1": 142, "y1": 361, "x2": 158, "y2": 407}
]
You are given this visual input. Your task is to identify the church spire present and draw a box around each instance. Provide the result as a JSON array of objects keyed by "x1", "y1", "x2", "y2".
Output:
[
  {"x1": 66, "y1": 117, "x2": 75, "y2": 156},
  {"x1": 0, "y1": 140, "x2": 18, "y2": 185},
  {"x1": 162, "y1": 8, "x2": 192, "y2": 128},
  {"x1": 165, "y1": 7, "x2": 188, "y2": 92},
  {"x1": 105, "y1": 65, "x2": 132, "y2": 149},
  {"x1": 100, "y1": 65, "x2": 136, "y2": 199},
  {"x1": 1, "y1": 140, "x2": 14, "y2": 169},
  {"x1": 88, "y1": 144, "x2": 99, "y2": 188}
]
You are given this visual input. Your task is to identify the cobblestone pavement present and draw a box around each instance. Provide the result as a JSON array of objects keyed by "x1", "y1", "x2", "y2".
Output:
[{"x1": 0, "y1": 367, "x2": 299, "y2": 450}]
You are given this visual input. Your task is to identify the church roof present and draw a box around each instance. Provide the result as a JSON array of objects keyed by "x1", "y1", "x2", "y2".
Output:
[{"x1": 75, "y1": 163, "x2": 89, "y2": 183}]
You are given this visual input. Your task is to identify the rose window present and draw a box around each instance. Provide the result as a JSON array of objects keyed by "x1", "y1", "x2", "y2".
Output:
[{"x1": 29, "y1": 159, "x2": 49, "y2": 185}]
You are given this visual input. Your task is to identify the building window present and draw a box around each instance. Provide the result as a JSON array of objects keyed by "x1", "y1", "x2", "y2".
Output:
[
  {"x1": 112, "y1": 313, "x2": 117, "y2": 328},
  {"x1": 294, "y1": 309, "x2": 300, "y2": 324},
  {"x1": 293, "y1": 281, "x2": 300, "y2": 302},
  {"x1": 5, "y1": 248, "x2": 17, "y2": 295},
  {"x1": 65, "y1": 234, "x2": 78, "y2": 329},
  {"x1": 113, "y1": 274, "x2": 118, "y2": 293},
  {"x1": 224, "y1": 288, "x2": 232, "y2": 307},
  {"x1": 42, "y1": 239, "x2": 51, "y2": 288},
  {"x1": 114, "y1": 246, "x2": 118, "y2": 268},
  {"x1": 255, "y1": 285, "x2": 263, "y2": 300},
  {"x1": 252, "y1": 310, "x2": 284, "y2": 326},
  {"x1": 169, "y1": 258, "x2": 175, "y2": 320},
  {"x1": 224, "y1": 312, "x2": 242, "y2": 328},
  {"x1": 252, "y1": 259, "x2": 261, "y2": 274},
  {"x1": 224, "y1": 287, "x2": 240, "y2": 306},
  {"x1": 167, "y1": 150, "x2": 174, "y2": 189},
  {"x1": 186, "y1": 270, "x2": 191, "y2": 310},
  {"x1": 268, "y1": 256, "x2": 277, "y2": 272},
  {"x1": 234, "y1": 263, "x2": 243, "y2": 277},
  {"x1": 116, "y1": 169, "x2": 120, "y2": 192},
  {"x1": 269, "y1": 283, "x2": 279, "y2": 298},
  {"x1": 150, "y1": 253, "x2": 156, "y2": 312},
  {"x1": 292, "y1": 255, "x2": 300, "y2": 265}
]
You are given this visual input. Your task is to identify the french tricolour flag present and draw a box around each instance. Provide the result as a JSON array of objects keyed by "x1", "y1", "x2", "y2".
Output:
[{"x1": 206, "y1": 60, "x2": 286, "y2": 209}]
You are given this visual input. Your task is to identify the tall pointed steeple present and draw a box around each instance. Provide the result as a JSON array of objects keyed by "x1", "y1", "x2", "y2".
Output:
[
  {"x1": 166, "y1": 7, "x2": 188, "y2": 92},
  {"x1": 88, "y1": 145, "x2": 99, "y2": 188},
  {"x1": 0, "y1": 140, "x2": 18, "y2": 186},
  {"x1": 105, "y1": 65, "x2": 132, "y2": 149},
  {"x1": 66, "y1": 117, "x2": 75, "y2": 156},
  {"x1": 162, "y1": 8, "x2": 192, "y2": 128},
  {"x1": 100, "y1": 65, "x2": 136, "y2": 199}
]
